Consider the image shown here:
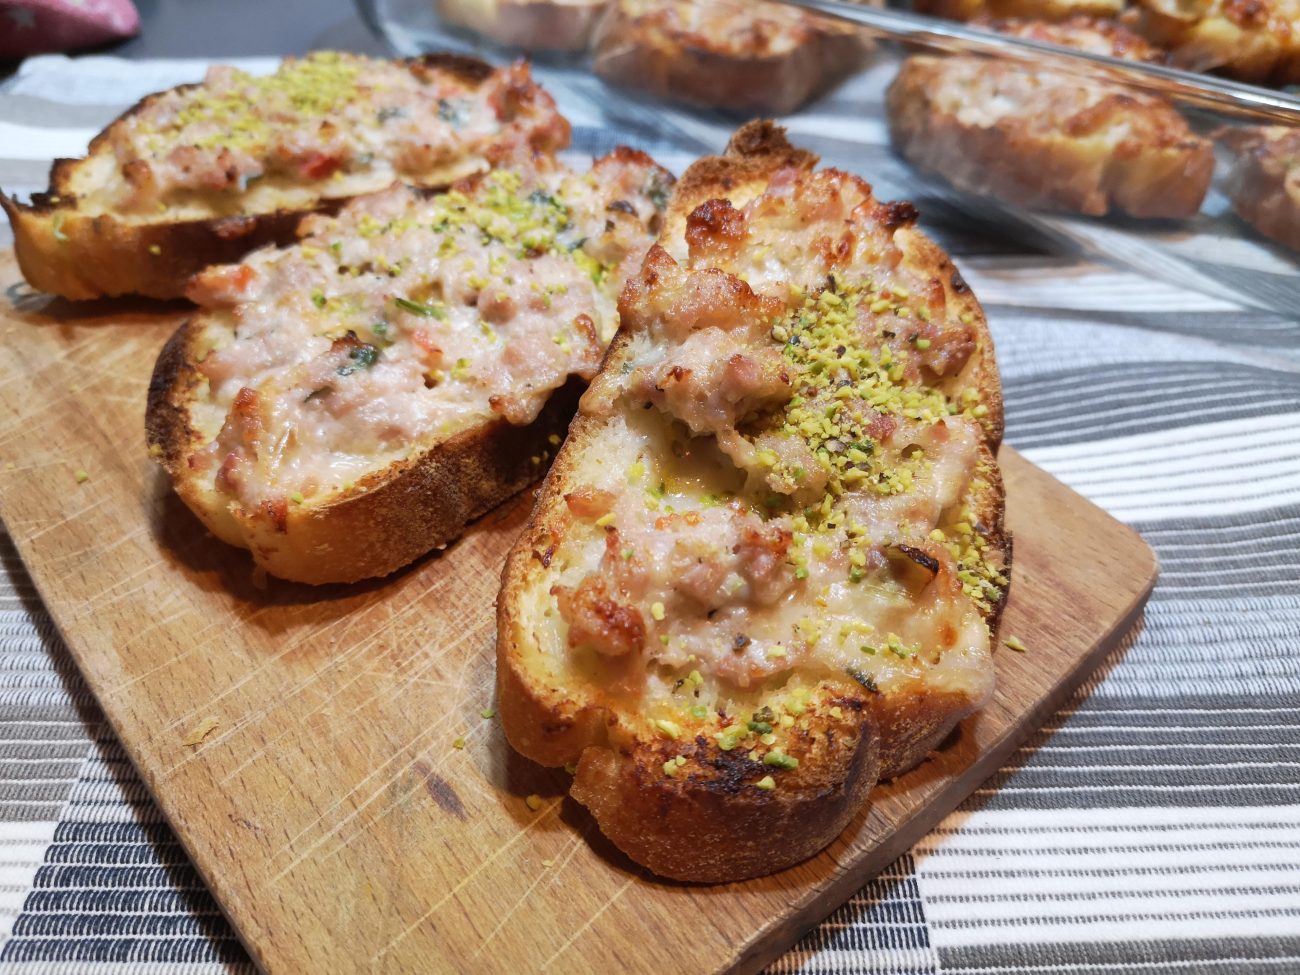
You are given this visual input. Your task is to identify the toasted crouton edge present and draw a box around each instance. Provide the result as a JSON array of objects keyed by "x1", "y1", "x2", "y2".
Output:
[
  {"x1": 591, "y1": 2, "x2": 868, "y2": 116},
  {"x1": 2, "y1": 54, "x2": 564, "y2": 302},
  {"x1": 146, "y1": 317, "x2": 586, "y2": 585},
  {"x1": 497, "y1": 121, "x2": 1009, "y2": 882}
]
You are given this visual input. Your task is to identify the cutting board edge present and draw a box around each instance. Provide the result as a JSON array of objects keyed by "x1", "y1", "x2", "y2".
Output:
[{"x1": 726, "y1": 543, "x2": 1158, "y2": 975}]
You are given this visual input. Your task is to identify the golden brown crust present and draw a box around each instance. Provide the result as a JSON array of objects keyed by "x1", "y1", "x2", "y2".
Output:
[
  {"x1": 915, "y1": 0, "x2": 1123, "y2": 21},
  {"x1": 4, "y1": 54, "x2": 569, "y2": 302},
  {"x1": 591, "y1": 0, "x2": 868, "y2": 115},
  {"x1": 2, "y1": 192, "x2": 323, "y2": 302},
  {"x1": 885, "y1": 55, "x2": 1214, "y2": 219},
  {"x1": 436, "y1": 0, "x2": 606, "y2": 50},
  {"x1": 146, "y1": 318, "x2": 586, "y2": 584},
  {"x1": 1132, "y1": 0, "x2": 1300, "y2": 84},
  {"x1": 498, "y1": 122, "x2": 1008, "y2": 883},
  {"x1": 1220, "y1": 126, "x2": 1300, "y2": 253}
]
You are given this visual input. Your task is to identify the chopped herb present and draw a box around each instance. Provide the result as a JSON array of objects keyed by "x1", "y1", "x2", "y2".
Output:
[
  {"x1": 437, "y1": 98, "x2": 461, "y2": 125},
  {"x1": 647, "y1": 175, "x2": 671, "y2": 209},
  {"x1": 337, "y1": 343, "x2": 379, "y2": 375},
  {"x1": 310, "y1": 288, "x2": 327, "y2": 309},
  {"x1": 393, "y1": 296, "x2": 444, "y2": 318}
]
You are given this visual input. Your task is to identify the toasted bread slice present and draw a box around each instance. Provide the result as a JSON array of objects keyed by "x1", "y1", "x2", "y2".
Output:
[
  {"x1": 591, "y1": 0, "x2": 869, "y2": 115},
  {"x1": 1220, "y1": 126, "x2": 1300, "y2": 254},
  {"x1": 886, "y1": 18, "x2": 1213, "y2": 219},
  {"x1": 436, "y1": 0, "x2": 607, "y2": 50},
  {"x1": 146, "y1": 149, "x2": 673, "y2": 585},
  {"x1": 497, "y1": 122, "x2": 1009, "y2": 883},
  {"x1": 915, "y1": 0, "x2": 1122, "y2": 21},
  {"x1": 1132, "y1": 0, "x2": 1300, "y2": 84},
  {"x1": 2, "y1": 53, "x2": 570, "y2": 301}
]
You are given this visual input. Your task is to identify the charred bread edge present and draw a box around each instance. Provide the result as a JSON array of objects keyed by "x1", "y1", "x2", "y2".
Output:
[{"x1": 497, "y1": 121, "x2": 1009, "y2": 882}]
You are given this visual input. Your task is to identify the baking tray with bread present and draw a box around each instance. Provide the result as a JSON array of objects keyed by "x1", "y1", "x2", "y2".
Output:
[
  {"x1": 387, "y1": 0, "x2": 1300, "y2": 311},
  {"x1": 4, "y1": 1, "x2": 1276, "y2": 964}
]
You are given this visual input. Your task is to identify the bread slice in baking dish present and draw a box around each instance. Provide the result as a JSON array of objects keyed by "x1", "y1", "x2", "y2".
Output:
[
  {"x1": 435, "y1": 0, "x2": 608, "y2": 51},
  {"x1": 591, "y1": 0, "x2": 869, "y2": 115},
  {"x1": 914, "y1": 0, "x2": 1123, "y2": 23},
  {"x1": 497, "y1": 122, "x2": 1009, "y2": 882},
  {"x1": 1220, "y1": 126, "x2": 1300, "y2": 254},
  {"x1": 1132, "y1": 0, "x2": 1300, "y2": 85},
  {"x1": 885, "y1": 17, "x2": 1214, "y2": 219},
  {"x1": 146, "y1": 150, "x2": 674, "y2": 585},
  {"x1": 1, "y1": 52, "x2": 570, "y2": 301}
]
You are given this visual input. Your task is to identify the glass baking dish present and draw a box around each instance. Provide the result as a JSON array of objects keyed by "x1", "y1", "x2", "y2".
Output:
[{"x1": 353, "y1": 0, "x2": 1300, "y2": 313}]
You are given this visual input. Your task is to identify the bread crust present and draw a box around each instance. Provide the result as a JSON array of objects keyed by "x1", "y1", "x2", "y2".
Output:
[
  {"x1": 498, "y1": 122, "x2": 1008, "y2": 882},
  {"x1": 885, "y1": 49, "x2": 1214, "y2": 219},
  {"x1": 1133, "y1": 0, "x2": 1300, "y2": 84},
  {"x1": 1220, "y1": 126, "x2": 1300, "y2": 253},
  {"x1": 3, "y1": 54, "x2": 569, "y2": 301},
  {"x1": 147, "y1": 318, "x2": 586, "y2": 584},
  {"x1": 914, "y1": 0, "x2": 1122, "y2": 21},
  {"x1": 591, "y1": 0, "x2": 868, "y2": 115},
  {"x1": 436, "y1": 0, "x2": 606, "y2": 50}
]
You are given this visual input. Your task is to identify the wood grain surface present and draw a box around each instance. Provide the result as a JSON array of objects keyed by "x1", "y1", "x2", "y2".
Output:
[{"x1": 0, "y1": 252, "x2": 1158, "y2": 975}]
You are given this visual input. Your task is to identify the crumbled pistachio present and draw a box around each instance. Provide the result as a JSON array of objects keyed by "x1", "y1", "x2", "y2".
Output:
[
  {"x1": 755, "y1": 775, "x2": 777, "y2": 791},
  {"x1": 1004, "y1": 635, "x2": 1028, "y2": 652},
  {"x1": 480, "y1": 707, "x2": 496, "y2": 719},
  {"x1": 653, "y1": 718, "x2": 682, "y2": 739},
  {"x1": 525, "y1": 794, "x2": 543, "y2": 811}
]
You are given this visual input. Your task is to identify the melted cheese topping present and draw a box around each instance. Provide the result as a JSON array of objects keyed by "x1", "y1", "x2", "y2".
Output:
[
  {"x1": 186, "y1": 152, "x2": 672, "y2": 511},
  {"x1": 90, "y1": 53, "x2": 569, "y2": 216},
  {"x1": 548, "y1": 167, "x2": 1006, "y2": 709}
]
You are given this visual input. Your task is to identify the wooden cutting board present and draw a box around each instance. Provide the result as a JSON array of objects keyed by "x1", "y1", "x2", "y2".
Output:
[{"x1": 0, "y1": 252, "x2": 1157, "y2": 975}]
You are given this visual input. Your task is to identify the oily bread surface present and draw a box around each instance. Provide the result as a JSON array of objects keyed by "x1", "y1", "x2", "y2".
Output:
[
  {"x1": 498, "y1": 122, "x2": 1008, "y2": 882},
  {"x1": 2, "y1": 55, "x2": 569, "y2": 301}
]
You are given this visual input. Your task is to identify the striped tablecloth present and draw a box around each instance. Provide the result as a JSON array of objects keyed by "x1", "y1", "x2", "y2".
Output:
[{"x1": 1, "y1": 52, "x2": 1298, "y2": 975}]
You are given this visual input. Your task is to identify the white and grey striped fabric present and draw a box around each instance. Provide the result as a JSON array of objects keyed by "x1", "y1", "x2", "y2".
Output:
[{"x1": 1, "y1": 52, "x2": 1298, "y2": 975}]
